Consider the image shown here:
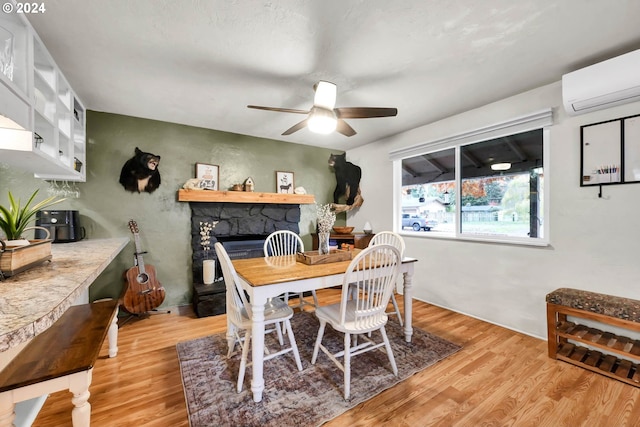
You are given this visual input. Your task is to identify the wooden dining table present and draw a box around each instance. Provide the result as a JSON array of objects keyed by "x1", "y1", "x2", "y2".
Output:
[{"x1": 231, "y1": 250, "x2": 418, "y2": 403}]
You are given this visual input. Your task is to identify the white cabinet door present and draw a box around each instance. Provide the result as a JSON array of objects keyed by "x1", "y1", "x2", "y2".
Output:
[{"x1": 0, "y1": 3, "x2": 86, "y2": 182}]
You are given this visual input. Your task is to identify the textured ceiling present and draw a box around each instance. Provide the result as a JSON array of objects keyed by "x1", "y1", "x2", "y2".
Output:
[{"x1": 27, "y1": 0, "x2": 640, "y2": 150}]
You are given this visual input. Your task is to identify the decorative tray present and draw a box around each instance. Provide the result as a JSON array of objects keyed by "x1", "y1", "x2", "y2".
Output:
[
  {"x1": 0, "y1": 239, "x2": 52, "y2": 277},
  {"x1": 296, "y1": 249, "x2": 353, "y2": 265}
]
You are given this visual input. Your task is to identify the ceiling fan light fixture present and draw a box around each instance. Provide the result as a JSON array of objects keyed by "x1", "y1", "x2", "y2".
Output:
[
  {"x1": 248, "y1": 80, "x2": 397, "y2": 137},
  {"x1": 491, "y1": 162, "x2": 512, "y2": 171},
  {"x1": 307, "y1": 107, "x2": 337, "y2": 134},
  {"x1": 313, "y1": 81, "x2": 337, "y2": 109}
]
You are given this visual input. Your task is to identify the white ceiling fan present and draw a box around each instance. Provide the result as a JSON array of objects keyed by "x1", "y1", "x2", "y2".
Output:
[{"x1": 247, "y1": 81, "x2": 398, "y2": 136}]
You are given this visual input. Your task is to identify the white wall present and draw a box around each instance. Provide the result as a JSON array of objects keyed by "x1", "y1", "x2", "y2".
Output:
[{"x1": 348, "y1": 81, "x2": 640, "y2": 339}]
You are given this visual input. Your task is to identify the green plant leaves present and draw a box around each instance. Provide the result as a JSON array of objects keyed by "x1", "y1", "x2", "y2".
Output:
[{"x1": 0, "y1": 190, "x2": 65, "y2": 240}]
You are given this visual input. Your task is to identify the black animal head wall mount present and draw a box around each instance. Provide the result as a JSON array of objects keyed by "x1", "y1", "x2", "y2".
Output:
[
  {"x1": 119, "y1": 147, "x2": 161, "y2": 193},
  {"x1": 329, "y1": 153, "x2": 364, "y2": 212}
]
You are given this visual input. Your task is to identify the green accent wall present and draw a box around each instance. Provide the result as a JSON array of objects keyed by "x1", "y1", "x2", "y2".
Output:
[{"x1": 0, "y1": 111, "x2": 343, "y2": 308}]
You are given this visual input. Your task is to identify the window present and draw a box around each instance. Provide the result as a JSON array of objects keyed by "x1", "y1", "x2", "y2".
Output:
[
  {"x1": 391, "y1": 110, "x2": 551, "y2": 245},
  {"x1": 400, "y1": 147, "x2": 456, "y2": 233}
]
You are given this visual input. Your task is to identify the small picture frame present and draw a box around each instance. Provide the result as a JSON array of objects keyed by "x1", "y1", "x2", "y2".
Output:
[
  {"x1": 276, "y1": 171, "x2": 294, "y2": 194},
  {"x1": 196, "y1": 163, "x2": 219, "y2": 190}
]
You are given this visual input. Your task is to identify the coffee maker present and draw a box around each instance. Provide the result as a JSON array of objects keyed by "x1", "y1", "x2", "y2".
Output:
[{"x1": 35, "y1": 210, "x2": 85, "y2": 243}]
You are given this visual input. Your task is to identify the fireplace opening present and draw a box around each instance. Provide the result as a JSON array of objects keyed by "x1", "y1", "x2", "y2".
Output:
[
  {"x1": 221, "y1": 237, "x2": 266, "y2": 258},
  {"x1": 218, "y1": 238, "x2": 266, "y2": 275}
]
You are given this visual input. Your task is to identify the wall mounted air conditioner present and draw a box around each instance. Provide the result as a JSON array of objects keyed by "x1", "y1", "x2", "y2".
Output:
[{"x1": 562, "y1": 48, "x2": 640, "y2": 116}]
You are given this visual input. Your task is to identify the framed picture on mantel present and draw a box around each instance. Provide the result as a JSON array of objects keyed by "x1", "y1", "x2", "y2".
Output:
[
  {"x1": 196, "y1": 163, "x2": 219, "y2": 190},
  {"x1": 276, "y1": 171, "x2": 294, "y2": 194}
]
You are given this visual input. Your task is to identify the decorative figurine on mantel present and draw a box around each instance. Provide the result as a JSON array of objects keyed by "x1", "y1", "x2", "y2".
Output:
[
  {"x1": 244, "y1": 177, "x2": 255, "y2": 192},
  {"x1": 182, "y1": 178, "x2": 204, "y2": 190}
]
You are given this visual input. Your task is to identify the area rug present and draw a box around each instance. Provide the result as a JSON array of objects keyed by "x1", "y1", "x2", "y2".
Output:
[{"x1": 177, "y1": 312, "x2": 460, "y2": 427}]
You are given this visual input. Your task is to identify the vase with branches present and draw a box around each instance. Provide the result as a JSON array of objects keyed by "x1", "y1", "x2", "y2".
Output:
[
  {"x1": 316, "y1": 204, "x2": 336, "y2": 255},
  {"x1": 199, "y1": 221, "x2": 218, "y2": 284}
]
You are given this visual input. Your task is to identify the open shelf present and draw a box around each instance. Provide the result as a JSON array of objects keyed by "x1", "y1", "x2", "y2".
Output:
[
  {"x1": 557, "y1": 320, "x2": 640, "y2": 360},
  {"x1": 548, "y1": 301, "x2": 640, "y2": 389},
  {"x1": 556, "y1": 342, "x2": 640, "y2": 387},
  {"x1": 0, "y1": 11, "x2": 86, "y2": 181}
]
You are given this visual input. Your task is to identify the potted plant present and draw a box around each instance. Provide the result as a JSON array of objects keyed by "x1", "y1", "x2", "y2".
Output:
[
  {"x1": 0, "y1": 189, "x2": 64, "y2": 242},
  {"x1": 0, "y1": 190, "x2": 65, "y2": 277}
]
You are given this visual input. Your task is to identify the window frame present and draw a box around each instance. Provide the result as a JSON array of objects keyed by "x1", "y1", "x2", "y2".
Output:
[{"x1": 391, "y1": 109, "x2": 552, "y2": 247}]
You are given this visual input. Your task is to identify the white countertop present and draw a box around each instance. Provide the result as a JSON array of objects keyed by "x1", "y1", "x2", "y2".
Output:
[{"x1": 0, "y1": 238, "x2": 129, "y2": 352}]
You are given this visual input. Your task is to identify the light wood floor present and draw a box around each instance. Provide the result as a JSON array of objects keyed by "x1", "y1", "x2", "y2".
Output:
[{"x1": 34, "y1": 289, "x2": 640, "y2": 427}]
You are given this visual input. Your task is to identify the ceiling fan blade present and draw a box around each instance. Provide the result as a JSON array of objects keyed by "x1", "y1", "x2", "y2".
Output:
[
  {"x1": 336, "y1": 119, "x2": 357, "y2": 137},
  {"x1": 247, "y1": 105, "x2": 309, "y2": 114},
  {"x1": 313, "y1": 81, "x2": 337, "y2": 109},
  {"x1": 335, "y1": 107, "x2": 398, "y2": 119},
  {"x1": 282, "y1": 118, "x2": 309, "y2": 135}
]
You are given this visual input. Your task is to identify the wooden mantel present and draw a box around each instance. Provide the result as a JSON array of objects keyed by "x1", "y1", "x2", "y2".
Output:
[{"x1": 177, "y1": 189, "x2": 316, "y2": 204}]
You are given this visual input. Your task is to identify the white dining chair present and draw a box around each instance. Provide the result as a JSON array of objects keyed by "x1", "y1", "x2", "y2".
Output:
[
  {"x1": 311, "y1": 244, "x2": 401, "y2": 400},
  {"x1": 366, "y1": 231, "x2": 405, "y2": 327},
  {"x1": 264, "y1": 230, "x2": 318, "y2": 310},
  {"x1": 215, "y1": 242, "x2": 303, "y2": 393},
  {"x1": 347, "y1": 231, "x2": 405, "y2": 326}
]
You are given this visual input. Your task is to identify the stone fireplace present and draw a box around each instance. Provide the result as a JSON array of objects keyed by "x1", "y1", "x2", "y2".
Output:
[
  {"x1": 178, "y1": 189, "x2": 315, "y2": 317},
  {"x1": 189, "y1": 201, "x2": 302, "y2": 317}
]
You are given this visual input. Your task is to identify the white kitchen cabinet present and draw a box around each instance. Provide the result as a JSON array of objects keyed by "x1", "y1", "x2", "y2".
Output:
[{"x1": 0, "y1": 3, "x2": 86, "y2": 181}]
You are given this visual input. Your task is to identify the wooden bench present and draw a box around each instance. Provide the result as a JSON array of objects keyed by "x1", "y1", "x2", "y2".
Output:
[
  {"x1": 546, "y1": 288, "x2": 640, "y2": 387},
  {"x1": 0, "y1": 300, "x2": 119, "y2": 427}
]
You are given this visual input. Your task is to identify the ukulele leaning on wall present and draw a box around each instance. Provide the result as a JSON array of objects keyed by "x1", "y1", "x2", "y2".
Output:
[{"x1": 123, "y1": 220, "x2": 166, "y2": 314}]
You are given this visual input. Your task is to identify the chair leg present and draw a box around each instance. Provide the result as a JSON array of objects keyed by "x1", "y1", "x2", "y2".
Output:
[
  {"x1": 311, "y1": 321, "x2": 327, "y2": 364},
  {"x1": 284, "y1": 319, "x2": 303, "y2": 371},
  {"x1": 344, "y1": 332, "x2": 352, "y2": 400},
  {"x1": 227, "y1": 328, "x2": 242, "y2": 357},
  {"x1": 270, "y1": 297, "x2": 286, "y2": 337},
  {"x1": 389, "y1": 293, "x2": 403, "y2": 327},
  {"x1": 380, "y1": 326, "x2": 398, "y2": 376},
  {"x1": 277, "y1": 322, "x2": 286, "y2": 337},
  {"x1": 286, "y1": 293, "x2": 303, "y2": 311},
  {"x1": 291, "y1": 292, "x2": 318, "y2": 310},
  {"x1": 275, "y1": 320, "x2": 285, "y2": 346},
  {"x1": 237, "y1": 330, "x2": 252, "y2": 393},
  {"x1": 227, "y1": 322, "x2": 238, "y2": 357},
  {"x1": 227, "y1": 336, "x2": 235, "y2": 358}
]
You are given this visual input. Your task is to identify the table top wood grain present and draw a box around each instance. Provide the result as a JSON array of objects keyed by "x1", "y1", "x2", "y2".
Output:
[{"x1": 232, "y1": 249, "x2": 417, "y2": 287}]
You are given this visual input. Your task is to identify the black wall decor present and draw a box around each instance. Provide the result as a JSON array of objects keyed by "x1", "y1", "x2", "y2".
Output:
[{"x1": 581, "y1": 113, "x2": 640, "y2": 189}]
